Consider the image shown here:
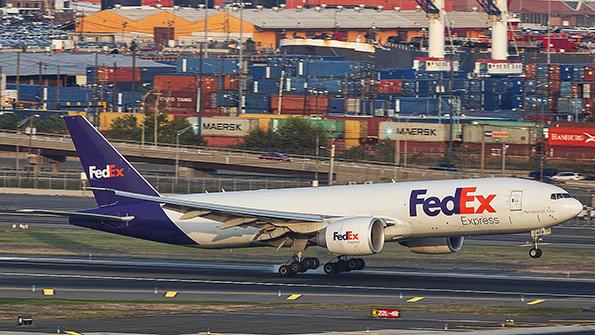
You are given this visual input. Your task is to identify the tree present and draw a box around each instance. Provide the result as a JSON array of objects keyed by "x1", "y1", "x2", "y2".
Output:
[
  {"x1": 341, "y1": 139, "x2": 394, "y2": 163},
  {"x1": 0, "y1": 114, "x2": 19, "y2": 130},
  {"x1": 106, "y1": 115, "x2": 141, "y2": 141},
  {"x1": 239, "y1": 118, "x2": 329, "y2": 155},
  {"x1": 159, "y1": 118, "x2": 206, "y2": 146},
  {"x1": 36, "y1": 115, "x2": 68, "y2": 134}
]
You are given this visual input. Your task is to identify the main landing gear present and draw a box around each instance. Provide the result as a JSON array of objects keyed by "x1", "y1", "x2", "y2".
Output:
[
  {"x1": 323, "y1": 257, "x2": 366, "y2": 275},
  {"x1": 278, "y1": 254, "x2": 320, "y2": 277},
  {"x1": 528, "y1": 228, "x2": 551, "y2": 259}
]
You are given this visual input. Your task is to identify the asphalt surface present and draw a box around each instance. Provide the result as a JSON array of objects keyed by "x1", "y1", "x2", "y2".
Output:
[{"x1": 0, "y1": 256, "x2": 594, "y2": 334}]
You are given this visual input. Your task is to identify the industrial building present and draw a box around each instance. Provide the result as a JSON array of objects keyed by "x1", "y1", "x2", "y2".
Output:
[{"x1": 75, "y1": 7, "x2": 490, "y2": 48}]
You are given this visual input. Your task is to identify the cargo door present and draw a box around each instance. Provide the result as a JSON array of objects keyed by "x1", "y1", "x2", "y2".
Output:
[{"x1": 510, "y1": 190, "x2": 522, "y2": 211}]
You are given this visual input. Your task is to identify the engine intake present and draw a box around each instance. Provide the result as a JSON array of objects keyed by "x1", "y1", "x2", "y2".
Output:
[
  {"x1": 315, "y1": 217, "x2": 385, "y2": 255},
  {"x1": 401, "y1": 236, "x2": 464, "y2": 254}
]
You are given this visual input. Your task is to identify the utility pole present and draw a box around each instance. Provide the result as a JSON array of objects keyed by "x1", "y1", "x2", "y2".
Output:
[
  {"x1": 203, "y1": 4, "x2": 208, "y2": 58},
  {"x1": 55, "y1": 65, "x2": 61, "y2": 109},
  {"x1": 16, "y1": 52, "x2": 21, "y2": 106},
  {"x1": 198, "y1": 44, "x2": 204, "y2": 114},
  {"x1": 0, "y1": 66, "x2": 3, "y2": 111},
  {"x1": 328, "y1": 143, "x2": 336, "y2": 186},
  {"x1": 237, "y1": 1, "x2": 244, "y2": 114},
  {"x1": 314, "y1": 131, "x2": 319, "y2": 186},
  {"x1": 131, "y1": 40, "x2": 137, "y2": 110},
  {"x1": 480, "y1": 125, "x2": 485, "y2": 176}
]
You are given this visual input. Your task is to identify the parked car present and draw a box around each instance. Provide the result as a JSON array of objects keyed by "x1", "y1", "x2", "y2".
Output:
[
  {"x1": 429, "y1": 162, "x2": 458, "y2": 172},
  {"x1": 258, "y1": 152, "x2": 291, "y2": 162},
  {"x1": 529, "y1": 168, "x2": 559, "y2": 180},
  {"x1": 551, "y1": 172, "x2": 585, "y2": 181}
]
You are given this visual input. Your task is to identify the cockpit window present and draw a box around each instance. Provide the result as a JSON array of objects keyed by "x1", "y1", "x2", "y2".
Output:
[{"x1": 551, "y1": 193, "x2": 573, "y2": 200}]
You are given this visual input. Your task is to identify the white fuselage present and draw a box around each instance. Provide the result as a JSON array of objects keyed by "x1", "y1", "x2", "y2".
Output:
[{"x1": 164, "y1": 178, "x2": 583, "y2": 249}]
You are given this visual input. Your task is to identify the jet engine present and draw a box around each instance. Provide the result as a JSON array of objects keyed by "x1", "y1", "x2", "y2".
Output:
[
  {"x1": 315, "y1": 217, "x2": 385, "y2": 255},
  {"x1": 401, "y1": 236, "x2": 464, "y2": 254}
]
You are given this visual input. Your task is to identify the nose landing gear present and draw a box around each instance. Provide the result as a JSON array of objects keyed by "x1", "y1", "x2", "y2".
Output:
[
  {"x1": 528, "y1": 228, "x2": 551, "y2": 259},
  {"x1": 323, "y1": 257, "x2": 366, "y2": 275}
]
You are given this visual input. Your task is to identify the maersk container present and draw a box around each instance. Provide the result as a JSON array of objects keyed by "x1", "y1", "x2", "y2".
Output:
[
  {"x1": 560, "y1": 65, "x2": 574, "y2": 81},
  {"x1": 377, "y1": 68, "x2": 416, "y2": 80},
  {"x1": 393, "y1": 97, "x2": 438, "y2": 116},
  {"x1": 328, "y1": 97, "x2": 345, "y2": 114},
  {"x1": 177, "y1": 58, "x2": 238, "y2": 74},
  {"x1": 252, "y1": 79, "x2": 280, "y2": 94}
]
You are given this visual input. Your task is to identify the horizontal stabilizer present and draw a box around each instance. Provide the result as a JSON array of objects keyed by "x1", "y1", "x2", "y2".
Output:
[{"x1": 17, "y1": 209, "x2": 135, "y2": 222}]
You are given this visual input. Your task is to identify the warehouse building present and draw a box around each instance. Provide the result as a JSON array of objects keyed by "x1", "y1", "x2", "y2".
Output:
[{"x1": 75, "y1": 7, "x2": 490, "y2": 49}]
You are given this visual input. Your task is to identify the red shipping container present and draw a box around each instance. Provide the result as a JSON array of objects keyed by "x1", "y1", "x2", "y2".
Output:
[
  {"x1": 377, "y1": 80, "x2": 403, "y2": 94},
  {"x1": 549, "y1": 146, "x2": 595, "y2": 159},
  {"x1": 154, "y1": 75, "x2": 217, "y2": 93},
  {"x1": 548, "y1": 96, "x2": 558, "y2": 111},
  {"x1": 525, "y1": 114, "x2": 555, "y2": 123},
  {"x1": 203, "y1": 136, "x2": 244, "y2": 148},
  {"x1": 584, "y1": 66, "x2": 593, "y2": 82},
  {"x1": 548, "y1": 80, "x2": 560, "y2": 96},
  {"x1": 571, "y1": 83, "x2": 582, "y2": 98},
  {"x1": 96, "y1": 67, "x2": 141, "y2": 83},
  {"x1": 223, "y1": 75, "x2": 239, "y2": 90},
  {"x1": 142, "y1": 0, "x2": 173, "y2": 6},
  {"x1": 524, "y1": 64, "x2": 537, "y2": 80},
  {"x1": 548, "y1": 127, "x2": 595, "y2": 148},
  {"x1": 582, "y1": 98, "x2": 594, "y2": 116}
]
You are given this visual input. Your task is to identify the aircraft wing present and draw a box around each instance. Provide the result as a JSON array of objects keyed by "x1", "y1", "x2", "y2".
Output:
[
  {"x1": 16, "y1": 209, "x2": 135, "y2": 222},
  {"x1": 90, "y1": 188, "x2": 331, "y2": 240}
]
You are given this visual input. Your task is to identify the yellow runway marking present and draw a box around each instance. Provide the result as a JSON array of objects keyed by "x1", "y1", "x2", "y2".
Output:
[
  {"x1": 64, "y1": 332, "x2": 83, "y2": 335},
  {"x1": 406, "y1": 296, "x2": 424, "y2": 303},
  {"x1": 42, "y1": 289, "x2": 54, "y2": 296},
  {"x1": 286, "y1": 294, "x2": 302, "y2": 300},
  {"x1": 163, "y1": 291, "x2": 178, "y2": 298},
  {"x1": 527, "y1": 299, "x2": 545, "y2": 305}
]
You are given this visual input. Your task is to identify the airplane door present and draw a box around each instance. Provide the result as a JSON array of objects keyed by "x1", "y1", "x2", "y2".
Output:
[{"x1": 510, "y1": 190, "x2": 522, "y2": 211}]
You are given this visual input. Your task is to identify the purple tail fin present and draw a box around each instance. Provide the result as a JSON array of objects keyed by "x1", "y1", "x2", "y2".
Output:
[{"x1": 64, "y1": 116, "x2": 160, "y2": 206}]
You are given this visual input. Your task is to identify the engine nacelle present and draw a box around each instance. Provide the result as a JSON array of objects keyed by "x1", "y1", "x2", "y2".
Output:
[
  {"x1": 401, "y1": 236, "x2": 464, "y2": 254},
  {"x1": 315, "y1": 217, "x2": 385, "y2": 256}
]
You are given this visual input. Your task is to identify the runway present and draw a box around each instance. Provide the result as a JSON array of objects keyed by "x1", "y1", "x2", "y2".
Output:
[{"x1": 0, "y1": 256, "x2": 594, "y2": 334}]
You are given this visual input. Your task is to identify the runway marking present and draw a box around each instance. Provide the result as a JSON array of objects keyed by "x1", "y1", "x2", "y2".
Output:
[
  {"x1": 527, "y1": 299, "x2": 546, "y2": 305},
  {"x1": 64, "y1": 332, "x2": 82, "y2": 335},
  {"x1": 164, "y1": 291, "x2": 178, "y2": 298},
  {"x1": 286, "y1": 294, "x2": 302, "y2": 300},
  {"x1": 42, "y1": 289, "x2": 54, "y2": 296},
  {"x1": 1, "y1": 272, "x2": 594, "y2": 299},
  {"x1": 406, "y1": 296, "x2": 424, "y2": 303}
]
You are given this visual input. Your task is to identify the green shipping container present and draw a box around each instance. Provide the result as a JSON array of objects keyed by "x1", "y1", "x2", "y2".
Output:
[{"x1": 270, "y1": 119, "x2": 345, "y2": 139}]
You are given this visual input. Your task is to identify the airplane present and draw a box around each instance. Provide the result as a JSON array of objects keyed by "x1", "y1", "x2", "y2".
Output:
[{"x1": 19, "y1": 116, "x2": 584, "y2": 277}]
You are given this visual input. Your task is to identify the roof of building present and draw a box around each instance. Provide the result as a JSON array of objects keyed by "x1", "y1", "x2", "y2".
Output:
[
  {"x1": 0, "y1": 52, "x2": 173, "y2": 77},
  {"x1": 509, "y1": 0, "x2": 595, "y2": 14},
  {"x1": 107, "y1": 7, "x2": 491, "y2": 29}
]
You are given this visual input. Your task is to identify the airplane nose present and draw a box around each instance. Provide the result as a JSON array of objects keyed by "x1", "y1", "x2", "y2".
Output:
[{"x1": 570, "y1": 199, "x2": 584, "y2": 217}]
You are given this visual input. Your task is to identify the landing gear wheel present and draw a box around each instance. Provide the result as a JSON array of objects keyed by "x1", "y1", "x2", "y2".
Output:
[
  {"x1": 311, "y1": 257, "x2": 320, "y2": 270},
  {"x1": 529, "y1": 248, "x2": 543, "y2": 259},
  {"x1": 290, "y1": 261, "x2": 303, "y2": 273},
  {"x1": 279, "y1": 264, "x2": 292, "y2": 277},
  {"x1": 348, "y1": 259, "x2": 359, "y2": 271},
  {"x1": 355, "y1": 258, "x2": 365, "y2": 270},
  {"x1": 336, "y1": 259, "x2": 349, "y2": 272},
  {"x1": 323, "y1": 262, "x2": 336, "y2": 275}
]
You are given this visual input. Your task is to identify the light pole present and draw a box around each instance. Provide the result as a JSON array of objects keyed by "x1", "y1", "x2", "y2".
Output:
[
  {"x1": 320, "y1": 143, "x2": 336, "y2": 186},
  {"x1": 175, "y1": 125, "x2": 195, "y2": 185}
]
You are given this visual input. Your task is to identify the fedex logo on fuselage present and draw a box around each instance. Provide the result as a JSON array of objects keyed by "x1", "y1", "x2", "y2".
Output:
[
  {"x1": 409, "y1": 187, "x2": 496, "y2": 217},
  {"x1": 88, "y1": 164, "x2": 124, "y2": 179}
]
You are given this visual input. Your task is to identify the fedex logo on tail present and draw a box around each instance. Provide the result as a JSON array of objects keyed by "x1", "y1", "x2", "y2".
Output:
[
  {"x1": 88, "y1": 164, "x2": 124, "y2": 179},
  {"x1": 409, "y1": 187, "x2": 496, "y2": 217}
]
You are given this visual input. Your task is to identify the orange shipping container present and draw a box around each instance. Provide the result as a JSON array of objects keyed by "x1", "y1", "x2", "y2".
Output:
[
  {"x1": 271, "y1": 95, "x2": 329, "y2": 114},
  {"x1": 154, "y1": 75, "x2": 217, "y2": 93},
  {"x1": 223, "y1": 75, "x2": 239, "y2": 90},
  {"x1": 524, "y1": 64, "x2": 537, "y2": 80},
  {"x1": 203, "y1": 136, "x2": 244, "y2": 148},
  {"x1": 377, "y1": 80, "x2": 403, "y2": 94},
  {"x1": 584, "y1": 66, "x2": 593, "y2": 82}
]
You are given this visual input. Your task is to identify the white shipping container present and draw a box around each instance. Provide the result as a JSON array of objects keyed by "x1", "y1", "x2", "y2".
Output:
[
  {"x1": 199, "y1": 117, "x2": 256, "y2": 137},
  {"x1": 379, "y1": 122, "x2": 449, "y2": 142}
]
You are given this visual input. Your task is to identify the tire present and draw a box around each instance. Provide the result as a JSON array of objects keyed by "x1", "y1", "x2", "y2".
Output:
[
  {"x1": 311, "y1": 258, "x2": 320, "y2": 270},
  {"x1": 290, "y1": 261, "x2": 303, "y2": 273},
  {"x1": 337, "y1": 259, "x2": 349, "y2": 272},
  {"x1": 279, "y1": 265, "x2": 291, "y2": 277},
  {"x1": 356, "y1": 258, "x2": 366, "y2": 270},
  {"x1": 302, "y1": 258, "x2": 313, "y2": 270},
  {"x1": 529, "y1": 248, "x2": 542, "y2": 259},
  {"x1": 348, "y1": 259, "x2": 359, "y2": 271},
  {"x1": 323, "y1": 262, "x2": 336, "y2": 275}
]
